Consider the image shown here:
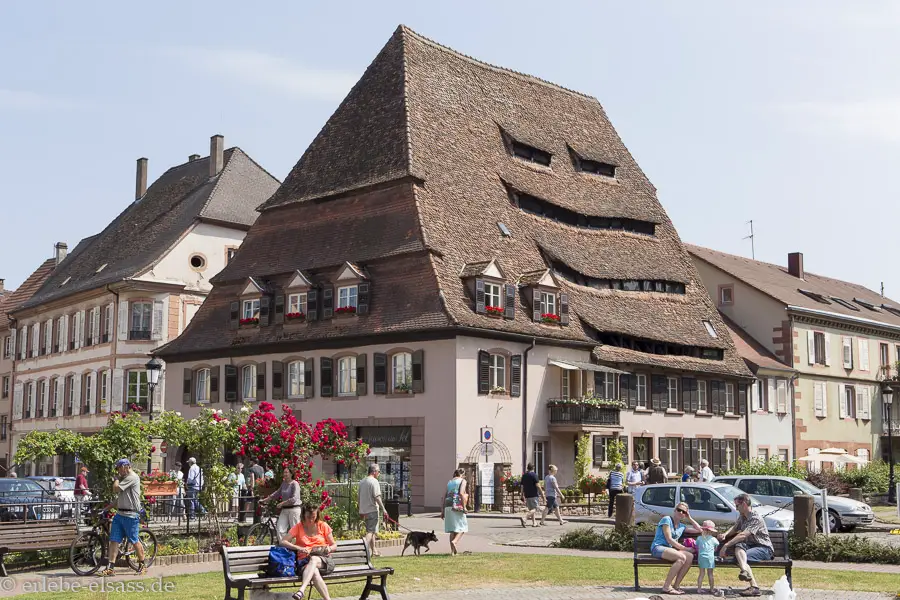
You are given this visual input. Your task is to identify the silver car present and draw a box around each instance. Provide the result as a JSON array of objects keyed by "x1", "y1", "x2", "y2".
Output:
[
  {"x1": 712, "y1": 475, "x2": 874, "y2": 532},
  {"x1": 633, "y1": 482, "x2": 794, "y2": 532}
]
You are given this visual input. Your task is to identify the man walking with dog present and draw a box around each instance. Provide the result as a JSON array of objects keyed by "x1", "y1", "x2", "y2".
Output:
[
  {"x1": 519, "y1": 463, "x2": 544, "y2": 528},
  {"x1": 358, "y1": 464, "x2": 387, "y2": 558}
]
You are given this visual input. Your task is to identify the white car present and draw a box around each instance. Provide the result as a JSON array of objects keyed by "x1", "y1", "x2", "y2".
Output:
[
  {"x1": 712, "y1": 474, "x2": 874, "y2": 532},
  {"x1": 633, "y1": 482, "x2": 794, "y2": 532}
]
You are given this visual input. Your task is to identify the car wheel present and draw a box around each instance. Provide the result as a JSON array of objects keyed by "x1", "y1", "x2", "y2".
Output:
[{"x1": 817, "y1": 509, "x2": 841, "y2": 532}]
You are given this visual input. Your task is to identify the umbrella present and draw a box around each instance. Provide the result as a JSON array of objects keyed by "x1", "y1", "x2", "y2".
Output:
[{"x1": 796, "y1": 448, "x2": 865, "y2": 465}]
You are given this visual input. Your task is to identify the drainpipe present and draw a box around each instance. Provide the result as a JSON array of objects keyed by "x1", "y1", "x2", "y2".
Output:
[
  {"x1": 522, "y1": 338, "x2": 536, "y2": 472},
  {"x1": 745, "y1": 377, "x2": 751, "y2": 458},
  {"x1": 788, "y1": 316, "x2": 798, "y2": 462}
]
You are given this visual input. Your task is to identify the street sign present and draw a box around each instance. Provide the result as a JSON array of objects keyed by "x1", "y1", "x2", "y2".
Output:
[
  {"x1": 480, "y1": 427, "x2": 493, "y2": 444},
  {"x1": 478, "y1": 443, "x2": 495, "y2": 457},
  {"x1": 159, "y1": 442, "x2": 168, "y2": 454}
]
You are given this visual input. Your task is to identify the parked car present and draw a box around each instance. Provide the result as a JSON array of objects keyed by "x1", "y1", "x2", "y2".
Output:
[
  {"x1": 0, "y1": 478, "x2": 62, "y2": 521},
  {"x1": 27, "y1": 476, "x2": 76, "y2": 517},
  {"x1": 712, "y1": 474, "x2": 874, "y2": 532},
  {"x1": 633, "y1": 481, "x2": 794, "y2": 532}
]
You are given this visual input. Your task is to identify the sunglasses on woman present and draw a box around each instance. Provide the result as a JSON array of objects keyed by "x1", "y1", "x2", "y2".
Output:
[{"x1": 676, "y1": 508, "x2": 688, "y2": 515}]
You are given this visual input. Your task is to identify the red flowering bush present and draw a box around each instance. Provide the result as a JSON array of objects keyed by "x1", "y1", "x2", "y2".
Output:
[
  {"x1": 285, "y1": 312, "x2": 305, "y2": 321},
  {"x1": 540, "y1": 313, "x2": 560, "y2": 323},
  {"x1": 239, "y1": 317, "x2": 259, "y2": 325},
  {"x1": 129, "y1": 403, "x2": 146, "y2": 413},
  {"x1": 485, "y1": 306, "x2": 504, "y2": 316},
  {"x1": 334, "y1": 306, "x2": 357, "y2": 315}
]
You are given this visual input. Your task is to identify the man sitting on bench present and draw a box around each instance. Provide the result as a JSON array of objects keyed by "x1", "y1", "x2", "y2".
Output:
[{"x1": 717, "y1": 493, "x2": 774, "y2": 597}]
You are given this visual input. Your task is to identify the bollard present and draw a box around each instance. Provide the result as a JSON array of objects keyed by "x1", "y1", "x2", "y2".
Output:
[
  {"x1": 615, "y1": 493, "x2": 634, "y2": 532},
  {"x1": 849, "y1": 488, "x2": 863, "y2": 502},
  {"x1": 793, "y1": 494, "x2": 816, "y2": 540}
]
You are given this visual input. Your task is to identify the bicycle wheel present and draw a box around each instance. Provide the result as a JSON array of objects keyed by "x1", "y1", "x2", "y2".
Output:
[
  {"x1": 126, "y1": 528, "x2": 158, "y2": 571},
  {"x1": 244, "y1": 522, "x2": 275, "y2": 546},
  {"x1": 69, "y1": 531, "x2": 105, "y2": 576}
]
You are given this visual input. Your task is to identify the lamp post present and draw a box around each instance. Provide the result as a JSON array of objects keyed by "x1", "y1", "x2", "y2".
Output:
[
  {"x1": 881, "y1": 383, "x2": 896, "y2": 505},
  {"x1": 145, "y1": 357, "x2": 162, "y2": 474}
]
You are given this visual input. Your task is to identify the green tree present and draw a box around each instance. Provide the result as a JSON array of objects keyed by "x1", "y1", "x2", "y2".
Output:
[
  {"x1": 574, "y1": 434, "x2": 592, "y2": 485},
  {"x1": 724, "y1": 457, "x2": 807, "y2": 478}
]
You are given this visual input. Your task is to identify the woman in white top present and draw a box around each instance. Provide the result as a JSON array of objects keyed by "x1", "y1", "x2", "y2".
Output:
[{"x1": 539, "y1": 465, "x2": 567, "y2": 526}]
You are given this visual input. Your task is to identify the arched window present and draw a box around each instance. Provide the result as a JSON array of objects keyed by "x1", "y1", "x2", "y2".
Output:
[
  {"x1": 241, "y1": 365, "x2": 257, "y2": 401},
  {"x1": 288, "y1": 360, "x2": 305, "y2": 398},
  {"x1": 392, "y1": 352, "x2": 412, "y2": 392},
  {"x1": 489, "y1": 355, "x2": 506, "y2": 389},
  {"x1": 196, "y1": 368, "x2": 211, "y2": 404},
  {"x1": 338, "y1": 356, "x2": 357, "y2": 396}
]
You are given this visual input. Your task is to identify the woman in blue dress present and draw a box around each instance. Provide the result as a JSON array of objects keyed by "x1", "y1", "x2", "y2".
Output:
[
  {"x1": 441, "y1": 468, "x2": 469, "y2": 555},
  {"x1": 650, "y1": 501, "x2": 701, "y2": 595}
]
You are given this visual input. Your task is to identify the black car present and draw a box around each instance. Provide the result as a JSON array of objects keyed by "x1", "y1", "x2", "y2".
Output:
[{"x1": 0, "y1": 479, "x2": 61, "y2": 521}]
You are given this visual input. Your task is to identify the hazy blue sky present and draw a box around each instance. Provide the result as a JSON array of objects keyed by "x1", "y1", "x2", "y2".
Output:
[{"x1": 2, "y1": 2, "x2": 898, "y2": 298}]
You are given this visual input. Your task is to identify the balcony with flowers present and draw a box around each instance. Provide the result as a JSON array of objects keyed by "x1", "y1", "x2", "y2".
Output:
[{"x1": 547, "y1": 395, "x2": 624, "y2": 429}]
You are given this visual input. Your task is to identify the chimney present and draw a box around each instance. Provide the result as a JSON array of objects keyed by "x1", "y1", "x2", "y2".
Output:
[
  {"x1": 135, "y1": 157, "x2": 148, "y2": 200},
  {"x1": 188, "y1": 154, "x2": 201, "y2": 162},
  {"x1": 788, "y1": 252, "x2": 804, "y2": 279},
  {"x1": 0, "y1": 279, "x2": 4, "y2": 292},
  {"x1": 210, "y1": 134, "x2": 224, "y2": 177},
  {"x1": 54, "y1": 242, "x2": 68, "y2": 265}
]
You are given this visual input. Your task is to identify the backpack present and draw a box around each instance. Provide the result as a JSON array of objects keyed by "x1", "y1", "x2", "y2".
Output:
[{"x1": 267, "y1": 546, "x2": 296, "y2": 578}]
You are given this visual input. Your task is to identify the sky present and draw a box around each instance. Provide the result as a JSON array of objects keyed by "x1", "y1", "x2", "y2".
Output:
[{"x1": 2, "y1": 1, "x2": 899, "y2": 298}]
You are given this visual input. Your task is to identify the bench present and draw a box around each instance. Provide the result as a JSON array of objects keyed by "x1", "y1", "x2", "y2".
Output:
[
  {"x1": 0, "y1": 519, "x2": 80, "y2": 576},
  {"x1": 221, "y1": 539, "x2": 394, "y2": 600},
  {"x1": 633, "y1": 530, "x2": 792, "y2": 591}
]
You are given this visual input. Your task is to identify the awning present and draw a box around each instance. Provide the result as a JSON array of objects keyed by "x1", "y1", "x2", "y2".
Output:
[{"x1": 547, "y1": 358, "x2": 630, "y2": 375}]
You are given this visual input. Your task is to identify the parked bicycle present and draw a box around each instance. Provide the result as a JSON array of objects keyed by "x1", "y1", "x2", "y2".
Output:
[
  {"x1": 68, "y1": 505, "x2": 158, "y2": 576},
  {"x1": 241, "y1": 507, "x2": 279, "y2": 546}
]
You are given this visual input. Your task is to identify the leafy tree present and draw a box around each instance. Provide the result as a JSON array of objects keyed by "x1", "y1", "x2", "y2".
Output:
[
  {"x1": 724, "y1": 457, "x2": 807, "y2": 479},
  {"x1": 574, "y1": 434, "x2": 592, "y2": 485}
]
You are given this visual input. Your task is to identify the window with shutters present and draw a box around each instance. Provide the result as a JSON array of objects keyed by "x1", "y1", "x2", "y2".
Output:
[
  {"x1": 1, "y1": 376, "x2": 7, "y2": 399},
  {"x1": 592, "y1": 436, "x2": 614, "y2": 465},
  {"x1": 24, "y1": 382, "x2": 34, "y2": 418},
  {"x1": 561, "y1": 369, "x2": 571, "y2": 399},
  {"x1": 391, "y1": 352, "x2": 412, "y2": 392},
  {"x1": 697, "y1": 381, "x2": 708, "y2": 412},
  {"x1": 85, "y1": 309, "x2": 95, "y2": 346},
  {"x1": 842, "y1": 337, "x2": 853, "y2": 369},
  {"x1": 242, "y1": 299, "x2": 260, "y2": 321},
  {"x1": 130, "y1": 302, "x2": 153, "y2": 340},
  {"x1": 636, "y1": 374, "x2": 647, "y2": 408},
  {"x1": 126, "y1": 370, "x2": 149, "y2": 411},
  {"x1": 724, "y1": 383, "x2": 735, "y2": 414},
  {"x1": 722, "y1": 439, "x2": 737, "y2": 471},
  {"x1": 196, "y1": 368, "x2": 210, "y2": 404},
  {"x1": 242, "y1": 365, "x2": 257, "y2": 400},
  {"x1": 489, "y1": 354, "x2": 506, "y2": 390},
  {"x1": 337, "y1": 356, "x2": 357, "y2": 396},
  {"x1": 65, "y1": 375, "x2": 75, "y2": 416},
  {"x1": 484, "y1": 282, "x2": 502, "y2": 312},
  {"x1": 538, "y1": 291, "x2": 558, "y2": 321},
  {"x1": 533, "y1": 441, "x2": 546, "y2": 478},
  {"x1": 667, "y1": 377, "x2": 679, "y2": 410},
  {"x1": 82, "y1": 373, "x2": 93, "y2": 414},
  {"x1": 337, "y1": 286, "x2": 358, "y2": 314},
  {"x1": 98, "y1": 371, "x2": 107, "y2": 413},
  {"x1": 776, "y1": 379, "x2": 788, "y2": 414},
  {"x1": 288, "y1": 361, "x2": 306, "y2": 398},
  {"x1": 48, "y1": 377, "x2": 57, "y2": 417},
  {"x1": 697, "y1": 439, "x2": 710, "y2": 465},
  {"x1": 287, "y1": 293, "x2": 307, "y2": 319},
  {"x1": 813, "y1": 332, "x2": 826, "y2": 365}
]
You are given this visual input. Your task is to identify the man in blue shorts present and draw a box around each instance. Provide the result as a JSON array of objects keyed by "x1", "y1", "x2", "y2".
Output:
[{"x1": 99, "y1": 458, "x2": 147, "y2": 576}]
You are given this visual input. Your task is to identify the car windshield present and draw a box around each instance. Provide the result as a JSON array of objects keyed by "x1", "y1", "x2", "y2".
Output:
[
  {"x1": 713, "y1": 484, "x2": 761, "y2": 507},
  {"x1": 792, "y1": 479, "x2": 821, "y2": 495},
  {"x1": 0, "y1": 480, "x2": 46, "y2": 495}
]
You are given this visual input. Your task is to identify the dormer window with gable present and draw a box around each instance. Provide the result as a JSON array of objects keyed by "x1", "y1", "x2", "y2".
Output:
[
  {"x1": 327, "y1": 262, "x2": 370, "y2": 317},
  {"x1": 276, "y1": 270, "x2": 317, "y2": 324},
  {"x1": 520, "y1": 269, "x2": 569, "y2": 325},
  {"x1": 231, "y1": 277, "x2": 270, "y2": 328},
  {"x1": 461, "y1": 259, "x2": 516, "y2": 320}
]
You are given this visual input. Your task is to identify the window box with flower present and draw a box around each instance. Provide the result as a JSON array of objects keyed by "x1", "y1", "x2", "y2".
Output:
[
  {"x1": 485, "y1": 306, "x2": 504, "y2": 317},
  {"x1": 579, "y1": 473, "x2": 606, "y2": 495},
  {"x1": 334, "y1": 306, "x2": 357, "y2": 315},
  {"x1": 141, "y1": 468, "x2": 178, "y2": 496},
  {"x1": 239, "y1": 317, "x2": 260, "y2": 327},
  {"x1": 489, "y1": 386, "x2": 507, "y2": 395},
  {"x1": 540, "y1": 313, "x2": 560, "y2": 324},
  {"x1": 285, "y1": 312, "x2": 306, "y2": 323},
  {"x1": 129, "y1": 403, "x2": 148, "y2": 413}
]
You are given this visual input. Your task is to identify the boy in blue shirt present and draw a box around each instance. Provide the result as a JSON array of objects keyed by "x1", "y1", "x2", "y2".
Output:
[{"x1": 697, "y1": 520, "x2": 721, "y2": 595}]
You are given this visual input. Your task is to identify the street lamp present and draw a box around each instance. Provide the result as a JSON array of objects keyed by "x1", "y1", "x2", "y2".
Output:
[
  {"x1": 881, "y1": 383, "x2": 896, "y2": 505},
  {"x1": 145, "y1": 357, "x2": 163, "y2": 474}
]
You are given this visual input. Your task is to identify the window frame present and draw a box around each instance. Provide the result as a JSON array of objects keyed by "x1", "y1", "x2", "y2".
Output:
[
  {"x1": 722, "y1": 439, "x2": 738, "y2": 472},
  {"x1": 844, "y1": 385, "x2": 857, "y2": 418},
  {"x1": 561, "y1": 369, "x2": 571, "y2": 399},
  {"x1": 337, "y1": 285, "x2": 359, "y2": 310},
  {"x1": 391, "y1": 352, "x2": 412, "y2": 392},
  {"x1": 667, "y1": 377, "x2": 679, "y2": 410},
  {"x1": 533, "y1": 441, "x2": 546, "y2": 478},
  {"x1": 337, "y1": 355, "x2": 357, "y2": 396},
  {"x1": 593, "y1": 435, "x2": 614, "y2": 466},
  {"x1": 82, "y1": 372, "x2": 93, "y2": 414},
  {"x1": 1, "y1": 376, "x2": 8, "y2": 399},
  {"x1": 99, "y1": 371, "x2": 108, "y2": 413},
  {"x1": 698, "y1": 380, "x2": 708, "y2": 412},
  {"x1": 489, "y1": 354, "x2": 506, "y2": 390},
  {"x1": 130, "y1": 301, "x2": 153, "y2": 335},
  {"x1": 725, "y1": 383, "x2": 735, "y2": 414},
  {"x1": 287, "y1": 292, "x2": 308, "y2": 316},
  {"x1": 636, "y1": 374, "x2": 648, "y2": 408},
  {"x1": 242, "y1": 299, "x2": 261, "y2": 320},
  {"x1": 661, "y1": 437, "x2": 680, "y2": 473},
  {"x1": 287, "y1": 360, "x2": 306, "y2": 399},
  {"x1": 539, "y1": 291, "x2": 557, "y2": 316},
  {"x1": 126, "y1": 370, "x2": 149, "y2": 411},
  {"x1": 813, "y1": 331, "x2": 826, "y2": 365},
  {"x1": 718, "y1": 284, "x2": 734, "y2": 306},
  {"x1": 483, "y1": 281, "x2": 502, "y2": 310},
  {"x1": 196, "y1": 368, "x2": 211, "y2": 404},
  {"x1": 241, "y1": 364, "x2": 257, "y2": 401}
]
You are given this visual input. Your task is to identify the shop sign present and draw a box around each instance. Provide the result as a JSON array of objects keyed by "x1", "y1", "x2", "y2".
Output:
[{"x1": 357, "y1": 426, "x2": 412, "y2": 448}]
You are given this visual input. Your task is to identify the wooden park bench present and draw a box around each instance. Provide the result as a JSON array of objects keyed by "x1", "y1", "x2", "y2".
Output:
[
  {"x1": 0, "y1": 519, "x2": 80, "y2": 576},
  {"x1": 633, "y1": 530, "x2": 792, "y2": 591},
  {"x1": 221, "y1": 538, "x2": 394, "y2": 600}
]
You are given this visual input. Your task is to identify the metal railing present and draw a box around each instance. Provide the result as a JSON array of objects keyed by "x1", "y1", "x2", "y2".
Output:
[
  {"x1": 548, "y1": 405, "x2": 621, "y2": 426},
  {"x1": 129, "y1": 330, "x2": 151, "y2": 341}
]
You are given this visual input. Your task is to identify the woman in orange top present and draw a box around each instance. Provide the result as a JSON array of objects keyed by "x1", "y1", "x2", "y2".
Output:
[{"x1": 280, "y1": 504, "x2": 337, "y2": 600}]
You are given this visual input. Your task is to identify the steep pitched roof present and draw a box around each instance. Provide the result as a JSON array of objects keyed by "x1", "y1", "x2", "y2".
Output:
[
  {"x1": 22, "y1": 149, "x2": 278, "y2": 310},
  {"x1": 720, "y1": 314, "x2": 794, "y2": 373},
  {"x1": 159, "y1": 26, "x2": 749, "y2": 377},
  {"x1": 1, "y1": 259, "x2": 57, "y2": 327},
  {"x1": 688, "y1": 245, "x2": 900, "y2": 329}
]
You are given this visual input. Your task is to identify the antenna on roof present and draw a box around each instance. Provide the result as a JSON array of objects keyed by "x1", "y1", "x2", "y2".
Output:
[{"x1": 743, "y1": 220, "x2": 755, "y2": 259}]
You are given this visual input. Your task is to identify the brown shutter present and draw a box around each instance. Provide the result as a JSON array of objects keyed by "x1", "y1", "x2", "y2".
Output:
[
  {"x1": 475, "y1": 279, "x2": 486, "y2": 314},
  {"x1": 559, "y1": 293, "x2": 570, "y2": 325},
  {"x1": 272, "y1": 361, "x2": 284, "y2": 400},
  {"x1": 478, "y1": 350, "x2": 490, "y2": 393},
  {"x1": 503, "y1": 284, "x2": 516, "y2": 319},
  {"x1": 320, "y1": 358, "x2": 333, "y2": 397},
  {"x1": 738, "y1": 383, "x2": 747, "y2": 416},
  {"x1": 411, "y1": 349, "x2": 424, "y2": 393},
  {"x1": 357, "y1": 282, "x2": 370, "y2": 315},
  {"x1": 711, "y1": 381, "x2": 721, "y2": 415},
  {"x1": 229, "y1": 301, "x2": 240, "y2": 330},
  {"x1": 322, "y1": 287, "x2": 334, "y2": 319},
  {"x1": 225, "y1": 365, "x2": 238, "y2": 401},
  {"x1": 373, "y1": 353, "x2": 387, "y2": 394},
  {"x1": 356, "y1": 353, "x2": 367, "y2": 396},
  {"x1": 691, "y1": 380, "x2": 700, "y2": 413},
  {"x1": 274, "y1": 294, "x2": 285, "y2": 324},
  {"x1": 256, "y1": 362, "x2": 266, "y2": 401},
  {"x1": 304, "y1": 359, "x2": 314, "y2": 399},
  {"x1": 259, "y1": 296, "x2": 271, "y2": 326},
  {"x1": 510, "y1": 354, "x2": 522, "y2": 397},
  {"x1": 306, "y1": 289, "x2": 318, "y2": 322},
  {"x1": 740, "y1": 439, "x2": 748, "y2": 461},
  {"x1": 651, "y1": 376, "x2": 662, "y2": 411},
  {"x1": 210, "y1": 368, "x2": 219, "y2": 404},
  {"x1": 183, "y1": 368, "x2": 192, "y2": 405},
  {"x1": 532, "y1": 288, "x2": 542, "y2": 322},
  {"x1": 624, "y1": 375, "x2": 637, "y2": 409}
]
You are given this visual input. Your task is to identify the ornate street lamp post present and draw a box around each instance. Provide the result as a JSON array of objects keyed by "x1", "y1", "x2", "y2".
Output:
[
  {"x1": 145, "y1": 357, "x2": 163, "y2": 474},
  {"x1": 881, "y1": 383, "x2": 896, "y2": 505}
]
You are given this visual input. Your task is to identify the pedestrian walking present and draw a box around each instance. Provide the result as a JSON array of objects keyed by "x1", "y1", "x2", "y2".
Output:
[
  {"x1": 606, "y1": 463, "x2": 625, "y2": 518},
  {"x1": 518, "y1": 463, "x2": 544, "y2": 528},
  {"x1": 247, "y1": 459, "x2": 264, "y2": 492},
  {"x1": 699, "y1": 459, "x2": 715, "y2": 483},
  {"x1": 539, "y1": 465, "x2": 567, "y2": 526},
  {"x1": 647, "y1": 458, "x2": 668, "y2": 484},
  {"x1": 441, "y1": 468, "x2": 468, "y2": 555},
  {"x1": 358, "y1": 464, "x2": 387, "y2": 557},
  {"x1": 261, "y1": 467, "x2": 303, "y2": 538},
  {"x1": 185, "y1": 457, "x2": 205, "y2": 516},
  {"x1": 626, "y1": 461, "x2": 644, "y2": 494},
  {"x1": 232, "y1": 463, "x2": 246, "y2": 517},
  {"x1": 169, "y1": 462, "x2": 184, "y2": 516},
  {"x1": 97, "y1": 459, "x2": 147, "y2": 577}
]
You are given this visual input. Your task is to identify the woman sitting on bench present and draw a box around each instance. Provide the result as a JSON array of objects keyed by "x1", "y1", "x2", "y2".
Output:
[
  {"x1": 280, "y1": 504, "x2": 337, "y2": 600},
  {"x1": 650, "y1": 501, "x2": 701, "y2": 595}
]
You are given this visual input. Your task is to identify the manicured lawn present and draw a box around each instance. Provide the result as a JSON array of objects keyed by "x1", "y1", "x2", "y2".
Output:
[
  {"x1": 11, "y1": 554, "x2": 900, "y2": 599},
  {"x1": 873, "y1": 505, "x2": 900, "y2": 525}
]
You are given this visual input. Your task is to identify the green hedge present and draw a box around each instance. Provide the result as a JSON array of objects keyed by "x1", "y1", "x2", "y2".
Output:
[{"x1": 552, "y1": 525, "x2": 653, "y2": 552}]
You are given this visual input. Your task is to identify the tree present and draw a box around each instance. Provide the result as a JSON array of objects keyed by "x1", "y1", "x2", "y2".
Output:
[{"x1": 574, "y1": 434, "x2": 592, "y2": 486}]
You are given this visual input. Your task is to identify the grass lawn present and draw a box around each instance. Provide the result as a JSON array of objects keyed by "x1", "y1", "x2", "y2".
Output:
[
  {"x1": 873, "y1": 505, "x2": 900, "y2": 525},
  {"x1": 11, "y1": 554, "x2": 900, "y2": 599}
]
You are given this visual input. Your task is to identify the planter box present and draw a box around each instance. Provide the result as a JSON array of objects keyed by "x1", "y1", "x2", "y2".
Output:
[{"x1": 144, "y1": 481, "x2": 178, "y2": 497}]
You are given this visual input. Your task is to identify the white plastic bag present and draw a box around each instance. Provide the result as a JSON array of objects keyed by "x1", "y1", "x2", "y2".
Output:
[{"x1": 772, "y1": 574, "x2": 796, "y2": 600}]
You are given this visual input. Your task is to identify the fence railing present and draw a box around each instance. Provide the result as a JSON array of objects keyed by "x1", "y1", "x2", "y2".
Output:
[{"x1": 548, "y1": 405, "x2": 620, "y2": 426}]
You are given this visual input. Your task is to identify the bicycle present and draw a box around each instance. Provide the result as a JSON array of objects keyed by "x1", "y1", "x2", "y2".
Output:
[
  {"x1": 68, "y1": 505, "x2": 158, "y2": 576},
  {"x1": 242, "y1": 508, "x2": 280, "y2": 546}
]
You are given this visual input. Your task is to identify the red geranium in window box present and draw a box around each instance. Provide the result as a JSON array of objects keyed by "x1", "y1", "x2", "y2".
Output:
[
  {"x1": 285, "y1": 312, "x2": 306, "y2": 321},
  {"x1": 335, "y1": 306, "x2": 357, "y2": 315},
  {"x1": 541, "y1": 313, "x2": 560, "y2": 324},
  {"x1": 239, "y1": 317, "x2": 259, "y2": 326},
  {"x1": 485, "y1": 306, "x2": 504, "y2": 316}
]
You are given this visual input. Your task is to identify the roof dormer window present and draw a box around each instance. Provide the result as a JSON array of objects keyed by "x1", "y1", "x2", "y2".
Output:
[
  {"x1": 462, "y1": 259, "x2": 516, "y2": 320},
  {"x1": 798, "y1": 289, "x2": 831, "y2": 305},
  {"x1": 578, "y1": 158, "x2": 616, "y2": 178},
  {"x1": 511, "y1": 140, "x2": 552, "y2": 166},
  {"x1": 520, "y1": 269, "x2": 569, "y2": 326},
  {"x1": 326, "y1": 261, "x2": 371, "y2": 317},
  {"x1": 853, "y1": 298, "x2": 880, "y2": 312},
  {"x1": 831, "y1": 297, "x2": 860, "y2": 311}
]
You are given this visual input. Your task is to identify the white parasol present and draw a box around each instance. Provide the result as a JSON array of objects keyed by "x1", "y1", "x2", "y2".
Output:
[{"x1": 796, "y1": 447, "x2": 865, "y2": 465}]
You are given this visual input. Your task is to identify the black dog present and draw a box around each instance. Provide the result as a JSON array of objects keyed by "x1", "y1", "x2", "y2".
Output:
[{"x1": 401, "y1": 530, "x2": 439, "y2": 556}]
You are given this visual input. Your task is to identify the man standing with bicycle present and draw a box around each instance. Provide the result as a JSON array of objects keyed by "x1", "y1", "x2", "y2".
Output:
[{"x1": 99, "y1": 459, "x2": 147, "y2": 576}]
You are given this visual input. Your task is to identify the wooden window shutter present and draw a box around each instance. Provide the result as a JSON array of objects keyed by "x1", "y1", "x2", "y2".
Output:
[
  {"x1": 373, "y1": 353, "x2": 387, "y2": 394},
  {"x1": 823, "y1": 332, "x2": 831, "y2": 366},
  {"x1": 477, "y1": 350, "x2": 490, "y2": 394},
  {"x1": 683, "y1": 438, "x2": 691, "y2": 469},
  {"x1": 711, "y1": 382, "x2": 721, "y2": 415},
  {"x1": 151, "y1": 301, "x2": 165, "y2": 341},
  {"x1": 510, "y1": 354, "x2": 522, "y2": 397},
  {"x1": 225, "y1": 365, "x2": 238, "y2": 402},
  {"x1": 651, "y1": 376, "x2": 662, "y2": 411},
  {"x1": 624, "y1": 375, "x2": 637, "y2": 409},
  {"x1": 838, "y1": 384, "x2": 848, "y2": 418},
  {"x1": 357, "y1": 282, "x2": 371, "y2": 315},
  {"x1": 690, "y1": 380, "x2": 700, "y2": 413},
  {"x1": 274, "y1": 294, "x2": 285, "y2": 324},
  {"x1": 691, "y1": 438, "x2": 699, "y2": 469},
  {"x1": 475, "y1": 279, "x2": 486, "y2": 314},
  {"x1": 532, "y1": 288, "x2": 542, "y2": 322},
  {"x1": 559, "y1": 293, "x2": 570, "y2": 325},
  {"x1": 322, "y1": 287, "x2": 334, "y2": 319},
  {"x1": 210, "y1": 368, "x2": 219, "y2": 404},
  {"x1": 304, "y1": 359, "x2": 314, "y2": 399},
  {"x1": 807, "y1": 331, "x2": 815, "y2": 365},
  {"x1": 739, "y1": 439, "x2": 748, "y2": 461},
  {"x1": 320, "y1": 358, "x2": 333, "y2": 397},
  {"x1": 229, "y1": 301, "x2": 240, "y2": 330},
  {"x1": 356, "y1": 353, "x2": 367, "y2": 396},
  {"x1": 738, "y1": 383, "x2": 747, "y2": 415},
  {"x1": 256, "y1": 362, "x2": 267, "y2": 401},
  {"x1": 503, "y1": 284, "x2": 516, "y2": 319},
  {"x1": 712, "y1": 439, "x2": 721, "y2": 472},
  {"x1": 259, "y1": 296, "x2": 271, "y2": 327},
  {"x1": 412, "y1": 349, "x2": 424, "y2": 393},
  {"x1": 307, "y1": 290, "x2": 318, "y2": 322},
  {"x1": 272, "y1": 361, "x2": 284, "y2": 400},
  {"x1": 183, "y1": 368, "x2": 192, "y2": 405}
]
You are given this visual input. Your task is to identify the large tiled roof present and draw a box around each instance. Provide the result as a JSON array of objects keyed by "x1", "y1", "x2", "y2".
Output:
[
  {"x1": 159, "y1": 26, "x2": 751, "y2": 378},
  {"x1": 720, "y1": 314, "x2": 794, "y2": 373},
  {"x1": 688, "y1": 245, "x2": 900, "y2": 329},
  {"x1": 1, "y1": 259, "x2": 56, "y2": 327},
  {"x1": 21, "y1": 149, "x2": 278, "y2": 310}
]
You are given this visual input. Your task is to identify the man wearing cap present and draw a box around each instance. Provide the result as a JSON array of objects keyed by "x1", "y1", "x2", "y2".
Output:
[
  {"x1": 99, "y1": 459, "x2": 147, "y2": 576},
  {"x1": 186, "y1": 457, "x2": 205, "y2": 516},
  {"x1": 74, "y1": 466, "x2": 90, "y2": 522}
]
